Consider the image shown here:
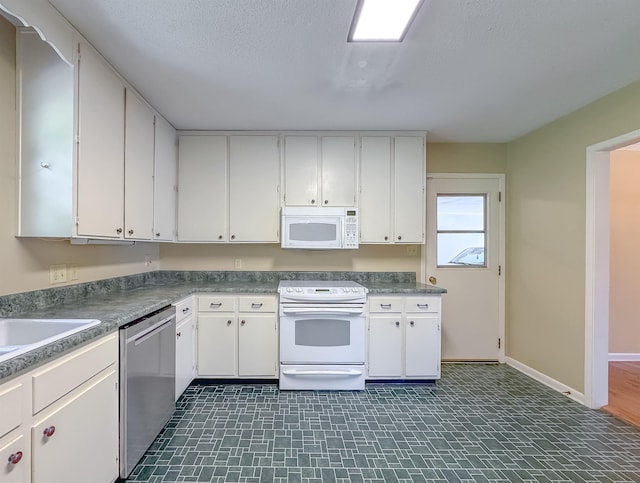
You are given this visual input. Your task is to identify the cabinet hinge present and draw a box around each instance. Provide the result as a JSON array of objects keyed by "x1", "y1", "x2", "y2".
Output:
[
  {"x1": 75, "y1": 135, "x2": 80, "y2": 144},
  {"x1": 498, "y1": 338, "x2": 501, "y2": 349},
  {"x1": 498, "y1": 191, "x2": 502, "y2": 202},
  {"x1": 75, "y1": 216, "x2": 80, "y2": 225},
  {"x1": 498, "y1": 265, "x2": 502, "y2": 276}
]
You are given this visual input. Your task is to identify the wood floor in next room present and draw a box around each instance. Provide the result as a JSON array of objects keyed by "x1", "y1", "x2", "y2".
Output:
[{"x1": 603, "y1": 361, "x2": 640, "y2": 429}]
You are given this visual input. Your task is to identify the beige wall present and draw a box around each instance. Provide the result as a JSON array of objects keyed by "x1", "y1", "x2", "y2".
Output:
[
  {"x1": 0, "y1": 17, "x2": 159, "y2": 296},
  {"x1": 609, "y1": 149, "x2": 640, "y2": 354},
  {"x1": 427, "y1": 143, "x2": 507, "y2": 174},
  {"x1": 506, "y1": 80, "x2": 640, "y2": 392}
]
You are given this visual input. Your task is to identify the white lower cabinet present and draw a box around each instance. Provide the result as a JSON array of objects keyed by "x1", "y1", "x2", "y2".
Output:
[
  {"x1": 175, "y1": 297, "x2": 196, "y2": 401},
  {"x1": 197, "y1": 295, "x2": 278, "y2": 378},
  {"x1": 368, "y1": 296, "x2": 441, "y2": 379},
  {"x1": 0, "y1": 334, "x2": 118, "y2": 483},
  {"x1": 31, "y1": 370, "x2": 117, "y2": 483}
]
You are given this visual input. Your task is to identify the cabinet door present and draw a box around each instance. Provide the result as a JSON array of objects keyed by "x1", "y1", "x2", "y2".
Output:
[
  {"x1": 76, "y1": 44, "x2": 125, "y2": 238},
  {"x1": 368, "y1": 316, "x2": 403, "y2": 377},
  {"x1": 197, "y1": 315, "x2": 236, "y2": 376},
  {"x1": 283, "y1": 136, "x2": 318, "y2": 206},
  {"x1": 153, "y1": 115, "x2": 177, "y2": 241},
  {"x1": 394, "y1": 136, "x2": 425, "y2": 243},
  {"x1": 177, "y1": 135, "x2": 228, "y2": 241},
  {"x1": 0, "y1": 434, "x2": 28, "y2": 483},
  {"x1": 175, "y1": 316, "x2": 195, "y2": 401},
  {"x1": 31, "y1": 369, "x2": 118, "y2": 483},
  {"x1": 228, "y1": 135, "x2": 280, "y2": 242},
  {"x1": 321, "y1": 136, "x2": 356, "y2": 207},
  {"x1": 405, "y1": 315, "x2": 440, "y2": 378},
  {"x1": 359, "y1": 136, "x2": 392, "y2": 243},
  {"x1": 124, "y1": 88, "x2": 154, "y2": 240},
  {"x1": 238, "y1": 314, "x2": 277, "y2": 377}
]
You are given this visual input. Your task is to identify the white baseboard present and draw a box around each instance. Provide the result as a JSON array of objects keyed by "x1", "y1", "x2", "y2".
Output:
[
  {"x1": 505, "y1": 357, "x2": 585, "y2": 405},
  {"x1": 609, "y1": 353, "x2": 640, "y2": 361}
]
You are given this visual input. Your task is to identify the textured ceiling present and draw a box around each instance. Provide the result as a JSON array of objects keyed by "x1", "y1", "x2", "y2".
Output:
[{"x1": 47, "y1": 0, "x2": 640, "y2": 142}]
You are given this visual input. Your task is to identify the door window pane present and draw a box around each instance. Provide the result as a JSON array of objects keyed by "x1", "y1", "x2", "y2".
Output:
[{"x1": 437, "y1": 195, "x2": 486, "y2": 267}]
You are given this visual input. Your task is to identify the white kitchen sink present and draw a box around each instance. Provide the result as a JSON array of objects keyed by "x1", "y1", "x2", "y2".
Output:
[{"x1": 0, "y1": 318, "x2": 100, "y2": 364}]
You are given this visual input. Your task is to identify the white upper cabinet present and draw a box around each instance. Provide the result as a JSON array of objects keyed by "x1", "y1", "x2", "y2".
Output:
[
  {"x1": 283, "y1": 136, "x2": 318, "y2": 206},
  {"x1": 153, "y1": 116, "x2": 177, "y2": 241},
  {"x1": 393, "y1": 136, "x2": 425, "y2": 243},
  {"x1": 360, "y1": 134, "x2": 425, "y2": 244},
  {"x1": 124, "y1": 88, "x2": 154, "y2": 240},
  {"x1": 320, "y1": 136, "x2": 357, "y2": 207},
  {"x1": 177, "y1": 135, "x2": 228, "y2": 242},
  {"x1": 75, "y1": 42, "x2": 126, "y2": 239},
  {"x1": 283, "y1": 134, "x2": 356, "y2": 207},
  {"x1": 229, "y1": 135, "x2": 280, "y2": 243}
]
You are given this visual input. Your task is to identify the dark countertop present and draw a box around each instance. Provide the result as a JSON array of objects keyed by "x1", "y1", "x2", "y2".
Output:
[{"x1": 0, "y1": 279, "x2": 446, "y2": 382}]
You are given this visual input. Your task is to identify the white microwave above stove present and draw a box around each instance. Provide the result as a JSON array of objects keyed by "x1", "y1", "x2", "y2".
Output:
[{"x1": 281, "y1": 207, "x2": 359, "y2": 250}]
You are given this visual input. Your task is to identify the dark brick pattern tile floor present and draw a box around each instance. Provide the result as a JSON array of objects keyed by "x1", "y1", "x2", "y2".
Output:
[{"x1": 126, "y1": 364, "x2": 640, "y2": 482}]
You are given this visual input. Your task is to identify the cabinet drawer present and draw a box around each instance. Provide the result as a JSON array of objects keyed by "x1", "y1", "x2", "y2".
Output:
[
  {"x1": 237, "y1": 296, "x2": 276, "y2": 313},
  {"x1": 0, "y1": 434, "x2": 27, "y2": 482},
  {"x1": 198, "y1": 295, "x2": 236, "y2": 312},
  {"x1": 368, "y1": 297, "x2": 402, "y2": 313},
  {"x1": 175, "y1": 296, "x2": 194, "y2": 322},
  {"x1": 31, "y1": 334, "x2": 117, "y2": 414},
  {"x1": 0, "y1": 383, "x2": 23, "y2": 439},
  {"x1": 404, "y1": 296, "x2": 441, "y2": 313}
]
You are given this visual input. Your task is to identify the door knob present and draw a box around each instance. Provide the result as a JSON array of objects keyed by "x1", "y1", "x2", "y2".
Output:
[{"x1": 428, "y1": 276, "x2": 437, "y2": 285}]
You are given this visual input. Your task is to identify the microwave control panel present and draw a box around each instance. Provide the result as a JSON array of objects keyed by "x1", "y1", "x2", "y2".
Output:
[{"x1": 344, "y1": 209, "x2": 359, "y2": 249}]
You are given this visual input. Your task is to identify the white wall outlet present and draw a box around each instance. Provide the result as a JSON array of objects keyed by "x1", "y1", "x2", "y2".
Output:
[
  {"x1": 49, "y1": 264, "x2": 67, "y2": 284},
  {"x1": 144, "y1": 255, "x2": 152, "y2": 266},
  {"x1": 406, "y1": 246, "x2": 419, "y2": 256},
  {"x1": 68, "y1": 264, "x2": 79, "y2": 281},
  {"x1": 234, "y1": 258, "x2": 242, "y2": 269}
]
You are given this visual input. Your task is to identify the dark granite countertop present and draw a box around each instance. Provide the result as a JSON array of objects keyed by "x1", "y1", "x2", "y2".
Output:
[{"x1": 0, "y1": 272, "x2": 445, "y2": 382}]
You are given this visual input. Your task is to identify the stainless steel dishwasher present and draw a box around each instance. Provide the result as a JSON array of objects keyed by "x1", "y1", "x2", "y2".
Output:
[{"x1": 119, "y1": 305, "x2": 176, "y2": 479}]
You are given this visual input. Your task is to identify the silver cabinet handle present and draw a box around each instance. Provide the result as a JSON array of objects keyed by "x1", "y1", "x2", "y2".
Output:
[
  {"x1": 324, "y1": 200, "x2": 328, "y2": 205},
  {"x1": 380, "y1": 304, "x2": 392, "y2": 309},
  {"x1": 182, "y1": 307, "x2": 190, "y2": 314},
  {"x1": 128, "y1": 229, "x2": 134, "y2": 235},
  {"x1": 397, "y1": 235, "x2": 402, "y2": 241},
  {"x1": 311, "y1": 199, "x2": 315, "y2": 204},
  {"x1": 227, "y1": 320, "x2": 232, "y2": 326},
  {"x1": 241, "y1": 319, "x2": 246, "y2": 326},
  {"x1": 251, "y1": 303, "x2": 263, "y2": 309},
  {"x1": 155, "y1": 232, "x2": 160, "y2": 237},
  {"x1": 218, "y1": 235, "x2": 223, "y2": 240},
  {"x1": 409, "y1": 321, "x2": 415, "y2": 327},
  {"x1": 395, "y1": 321, "x2": 400, "y2": 327},
  {"x1": 116, "y1": 228, "x2": 123, "y2": 234},
  {"x1": 210, "y1": 302, "x2": 222, "y2": 308},
  {"x1": 176, "y1": 331, "x2": 181, "y2": 338},
  {"x1": 417, "y1": 304, "x2": 429, "y2": 309},
  {"x1": 231, "y1": 235, "x2": 236, "y2": 240}
]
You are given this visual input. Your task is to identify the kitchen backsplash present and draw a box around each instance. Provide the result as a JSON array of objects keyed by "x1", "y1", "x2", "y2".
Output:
[{"x1": 0, "y1": 270, "x2": 416, "y2": 317}]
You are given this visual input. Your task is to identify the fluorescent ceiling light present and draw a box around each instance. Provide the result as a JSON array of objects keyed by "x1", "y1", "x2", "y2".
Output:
[{"x1": 349, "y1": 0, "x2": 423, "y2": 42}]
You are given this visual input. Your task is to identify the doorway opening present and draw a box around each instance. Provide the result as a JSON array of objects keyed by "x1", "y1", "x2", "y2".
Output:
[{"x1": 585, "y1": 128, "x2": 640, "y2": 409}]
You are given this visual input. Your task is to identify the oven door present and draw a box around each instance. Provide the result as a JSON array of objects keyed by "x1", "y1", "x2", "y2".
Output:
[{"x1": 279, "y1": 304, "x2": 365, "y2": 364}]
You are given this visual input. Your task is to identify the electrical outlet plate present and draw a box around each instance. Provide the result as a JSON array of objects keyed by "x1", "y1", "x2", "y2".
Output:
[
  {"x1": 406, "y1": 246, "x2": 419, "y2": 256},
  {"x1": 49, "y1": 264, "x2": 67, "y2": 284},
  {"x1": 234, "y1": 259, "x2": 242, "y2": 269},
  {"x1": 68, "y1": 264, "x2": 79, "y2": 281}
]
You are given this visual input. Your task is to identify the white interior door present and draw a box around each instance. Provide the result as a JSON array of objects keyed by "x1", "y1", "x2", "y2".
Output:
[{"x1": 426, "y1": 174, "x2": 504, "y2": 361}]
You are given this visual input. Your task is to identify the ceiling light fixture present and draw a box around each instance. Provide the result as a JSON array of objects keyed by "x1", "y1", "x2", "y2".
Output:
[{"x1": 348, "y1": 0, "x2": 424, "y2": 42}]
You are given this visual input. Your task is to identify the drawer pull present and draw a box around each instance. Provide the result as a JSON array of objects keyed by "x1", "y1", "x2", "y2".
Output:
[
  {"x1": 182, "y1": 307, "x2": 190, "y2": 314},
  {"x1": 380, "y1": 304, "x2": 392, "y2": 309},
  {"x1": 210, "y1": 302, "x2": 222, "y2": 308},
  {"x1": 417, "y1": 304, "x2": 429, "y2": 309},
  {"x1": 176, "y1": 332, "x2": 181, "y2": 338},
  {"x1": 8, "y1": 451, "x2": 23, "y2": 465},
  {"x1": 251, "y1": 303, "x2": 263, "y2": 309},
  {"x1": 43, "y1": 426, "x2": 56, "y2": 438},
  {"x1": 241, "y1": 320, "x2": 246, "y2": 326},
  {"x1": 227, "y1": 320, "x2": 232, "y2": 326},
  {"x1": 410, "y1": 321, "x2": 415, "y2": 327},
  {"x1": 395, "y1": 321, "x2": 400, "y2": 327}
]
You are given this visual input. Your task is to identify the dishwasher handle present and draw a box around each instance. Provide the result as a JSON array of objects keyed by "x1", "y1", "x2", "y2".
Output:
[{"x1": 127, "y1": 314, "x2": 175, "y2": 345}]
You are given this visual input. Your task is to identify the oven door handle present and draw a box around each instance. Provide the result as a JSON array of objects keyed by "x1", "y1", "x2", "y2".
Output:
[
  {"x1": 281, "y1": 308, "x2": 364, "y2": 316},
  {"x1": 282, "y1": 369, "x2": 363, "y2": 376}
]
